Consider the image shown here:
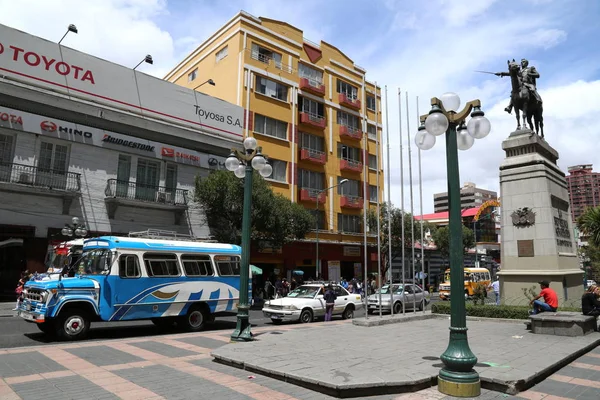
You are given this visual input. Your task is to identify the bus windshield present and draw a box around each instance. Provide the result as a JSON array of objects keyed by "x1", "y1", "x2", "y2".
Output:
[{"x1": 74, "y1": 249, "x2": 113, "y2": 275}]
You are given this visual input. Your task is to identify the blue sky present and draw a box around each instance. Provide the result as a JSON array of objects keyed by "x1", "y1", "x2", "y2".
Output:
[{"x1": 1, "y1": 0, "x2": 599, "y2": 213}]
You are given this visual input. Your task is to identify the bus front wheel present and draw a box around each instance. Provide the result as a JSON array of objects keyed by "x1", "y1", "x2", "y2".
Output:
[{"x1": 55, "y1": 308, "x2": 90, "y2": 341}]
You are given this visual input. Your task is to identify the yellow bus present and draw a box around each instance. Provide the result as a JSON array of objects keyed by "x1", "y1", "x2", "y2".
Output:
[{"x1": 438, "y1": 267, "x2": 491, "y2": 300}]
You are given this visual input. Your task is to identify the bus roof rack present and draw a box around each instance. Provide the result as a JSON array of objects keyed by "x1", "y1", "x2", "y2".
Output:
[{"x1": 127, "y1": 229, "x2": 218, "y2": 242}]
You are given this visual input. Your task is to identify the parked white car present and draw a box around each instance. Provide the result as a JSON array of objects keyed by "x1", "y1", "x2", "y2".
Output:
[
  {"x1": 262, "y1": 283, "x2": 363, "y2": 324},
  {"x1": 367, "y1": 283, "x2": 430, "y2": 314}
]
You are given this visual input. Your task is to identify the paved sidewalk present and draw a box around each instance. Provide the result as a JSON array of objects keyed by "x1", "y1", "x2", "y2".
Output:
[
  {"x1": 212, "y1": 316, "x2": 600, "y2": 397},
  {"x1": 0, "y1": 319, "x2": 599, "y2": 399}
]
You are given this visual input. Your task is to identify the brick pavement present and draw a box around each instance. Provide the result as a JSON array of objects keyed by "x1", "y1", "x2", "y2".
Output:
[{"x1": 0, "y1": 319, "x2": 597, "y2": 399}]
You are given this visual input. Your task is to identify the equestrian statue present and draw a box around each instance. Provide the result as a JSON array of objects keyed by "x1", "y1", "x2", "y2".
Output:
[{"x1": 478, "y1": 58, "x2": 545, "y2": 138}]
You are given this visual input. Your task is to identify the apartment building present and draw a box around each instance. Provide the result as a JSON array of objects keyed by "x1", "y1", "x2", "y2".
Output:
[
  {"x1": 164, "y1": 11, "x2": 383, "y2": 281},
  {"x1": 566, "y1": 164, "x2": 600, "y2": 222},
  {"x1": 433, "y1": 182, "x2": 497, "y2": 213}
]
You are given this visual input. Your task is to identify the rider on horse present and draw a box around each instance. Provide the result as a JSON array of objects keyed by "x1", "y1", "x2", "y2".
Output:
[{"x1": 495, "y1": 59, "x2": 542, "y2": 114}]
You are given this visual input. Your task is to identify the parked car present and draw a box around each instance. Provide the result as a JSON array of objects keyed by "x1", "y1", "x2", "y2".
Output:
[
  {"x1": 367, "y1": 283, "x2": 429, "y2": 314},
  {"x1": 262, "y1": 283, "x2": 363, "y2": 324}
]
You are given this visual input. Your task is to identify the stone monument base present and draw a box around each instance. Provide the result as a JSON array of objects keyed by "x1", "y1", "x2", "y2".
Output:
[{"x1": 498, "y1": 130, "x2": 583, "y2": 308}]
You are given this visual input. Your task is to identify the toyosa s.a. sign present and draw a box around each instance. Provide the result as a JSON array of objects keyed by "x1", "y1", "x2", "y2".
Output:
[
  {"x1": 0, "y1": 105, "x2": 226, "y2": 169},
  {"x1": 0, "y1": 23, "x2": 244, "y2": 141}
]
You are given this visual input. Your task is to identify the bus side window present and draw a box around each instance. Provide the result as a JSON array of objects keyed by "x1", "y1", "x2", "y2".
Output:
[
  {"x1": 181, "y1": 254, "x2": 214, "y2": 277},
  {"x1": 214, "y1": 255, "x2": 241, "y2": 276},
  {"x1": 119, "y1": 255, "x2": 141, "y2": 278},
  {"x1": 144, "y1": 253, "x2": 180, "y2": 277}
]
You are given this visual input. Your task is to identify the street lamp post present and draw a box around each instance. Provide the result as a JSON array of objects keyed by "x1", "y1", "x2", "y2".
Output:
[
  {"x1": 315, "y1": 179, "x2": 348, "y2": 279},
  {"x1": 225, "y1": 137, "x2": 272, "y2": 342},
  {"x1": 415, "y1": 93, "x2": 491, "y2": 397},
  {"x1": 61, "y1": 217, "x2": 88, "y2": 238}
]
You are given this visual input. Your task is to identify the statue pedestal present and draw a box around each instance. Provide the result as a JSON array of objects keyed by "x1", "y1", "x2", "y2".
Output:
[{"x1": 498, "y1": 130, "x2": 583, "y2": 307}]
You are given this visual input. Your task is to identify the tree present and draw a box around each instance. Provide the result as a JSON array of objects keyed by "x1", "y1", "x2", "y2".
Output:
[
  {"x1": 431, "y1": 225, "x2": 475, "y2": 267},
  {"x1": 366, "y1": 202, "x2": 436, "y2": 282},
  {"x1": 194, "y1": 170, "x2": 314, "y2": 248},
  {"x1": 578, "y1": 206, "x2": 600, "y2": 248}
]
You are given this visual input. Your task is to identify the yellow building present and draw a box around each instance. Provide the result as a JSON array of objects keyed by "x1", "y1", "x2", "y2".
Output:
[{"x1": 164, "y1": 11, "x2": 383, "y2": 281}]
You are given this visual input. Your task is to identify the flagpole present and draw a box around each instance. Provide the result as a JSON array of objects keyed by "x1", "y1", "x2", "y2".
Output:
[
  {"x1": 376, "y1": 86, "x2": 383, "y2": 317},
  {"x1": 363, "y1": 92, "x2": 369, "y2": 320},
  {"x1": 417, "y1": 96, "x2": 426, "y2": 314},
  {"x1": 398, "y1": 88, "x2": 405, "y2": 315},
  {"x1": 405, "y1": 91, "x2": 416, "y2": 313},
  {"x1": 384, "y1": 85, "x2": 393, "y2": 316}
]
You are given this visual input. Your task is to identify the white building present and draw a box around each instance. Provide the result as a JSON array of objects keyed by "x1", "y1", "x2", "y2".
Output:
[{"x1": 0, "y1": 23, "x2": 245, "y2": 297}]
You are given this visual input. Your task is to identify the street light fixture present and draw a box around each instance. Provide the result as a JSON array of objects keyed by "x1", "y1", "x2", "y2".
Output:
[
  {"x1": 315, "y1": 179, "x2": 348, "y2": 278},
  {"x1": 133, "y1": 55, "x2": 153, "y2": 70},
  {"x1": 194, "y1": 79, "x2": 216, "y2": 90},
  {"x1": 58, "y1": 24, "x2": 78, "y2": 45},
  {"x1": 61, "y1": 216, "x2": 87, "y2": 237},
  {"x1": 415, "y1": 92, "x2": 491, "y2": 397},
  {"x1": 225, "y1": 136, "x2": 271, "y2": 342}
]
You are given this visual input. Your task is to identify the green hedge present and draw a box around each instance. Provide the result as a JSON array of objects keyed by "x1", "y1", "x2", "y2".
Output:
[{"x1": 431, "y1": 302, "x2": 582, "y2": 320}]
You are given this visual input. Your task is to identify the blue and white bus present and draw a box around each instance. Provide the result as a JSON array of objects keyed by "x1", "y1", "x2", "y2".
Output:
[{"x1": 18, "y1": 235, "x2": 249, "y2": 340}]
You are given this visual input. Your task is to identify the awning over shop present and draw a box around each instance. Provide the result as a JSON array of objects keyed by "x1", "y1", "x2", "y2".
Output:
[{"x1": 250, "y1": 265, "x2": 262, "y2": 275}]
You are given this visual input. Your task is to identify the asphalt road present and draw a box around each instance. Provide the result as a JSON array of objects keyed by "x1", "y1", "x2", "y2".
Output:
[{"x1": 0, "y1": 309, "x2": 272, "y2": 349}]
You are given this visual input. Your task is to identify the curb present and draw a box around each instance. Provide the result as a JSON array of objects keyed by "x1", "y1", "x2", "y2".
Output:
[{"x1": 352, "y1": 311, "x2": 435, "y2": 327}]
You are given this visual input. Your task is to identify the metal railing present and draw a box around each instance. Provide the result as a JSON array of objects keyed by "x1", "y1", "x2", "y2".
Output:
[
  {"x1": 341, "y1": 158, "x2": 362, "y2": 169},
  {"x1": 302, "y1": 148, "x2": 325, "y2": 158},
  {"x1": 340, "y1": 124, "x2": 361, "y2": 134},
  {"x1": 104, "y1": 179, "x2": 188, "y2": 205},
  {"x1": 0, "y1": 162, "x2": 81, "y2": 191},
  {"x1": 343, "y1": 194, "x2": 362, "y2": 203},
  {"x1": 301, "y1": 187, "x2": 324, "y2": 198},
  {"x1": 249, "y1": 49, "x2": 294, "y2": 74},
  {"x1": 300, "y1": 76, "x2": 324, "y2": 89},
  {"x1": 302, "y1": 111, "x2": 325, "y2": 124}
]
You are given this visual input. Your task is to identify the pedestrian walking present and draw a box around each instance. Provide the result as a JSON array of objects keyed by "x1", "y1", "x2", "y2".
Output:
[
  {"x1": 13, "y1": 270, "x2": 29, "y2": 311},
  {"x1": 530, "y1": 280, "x2": 558, "y2": 315},
  {"x1": 489, "y1": 278, "x2": 500, "y2": 305},
  {"x1": 324, "y1": 284, "x2": 337, "y2": 322}
]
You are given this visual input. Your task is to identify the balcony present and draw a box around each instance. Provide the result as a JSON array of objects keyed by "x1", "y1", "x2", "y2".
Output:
[
  {"x1": 299, "y1": 112, "x2": 326, "y2": 129},
  {"x1": 339, "y1": 93, "x2": 361, "y2": 110},
  {"x1": 340, "y1": 158, "x2": 363, "y2": 173},
  {"x1": 248, "y1": 49, "x2": 294, "y2": 74},
  {"x1": 0, "y1": 162, "x2": 81, "y2": 214},
  {"x1": 299, "y1": 77, "x2": 325, "y2": 96},
  {"x1": 300, "y1": 148, "x2": 326, "y2": 165},
  {"x1": 341, "y1": 195, "x2": 364, "y2": 209},
  {"x1": 299, "y1": 188, "x2": 326, "y2": 204},
  {"x1": 104, "y1": 179, "x2": 189, "y2": 224},
  {"x1": 339, "y1": 125, "x2": 363, "y2": 140}
]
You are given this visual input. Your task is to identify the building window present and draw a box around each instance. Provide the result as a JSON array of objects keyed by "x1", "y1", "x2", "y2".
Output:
[
  {"x1": 301, "y1": 132, "x2": 325, "y2": 153},
  {"x1": 265, "y1": 159, "x2": 287, "y2": 182},
  {"x1": 311, "y1": 210, "x2": 326, "y2": 230},
  {"x1": 165, "y1": 163, "x2": 177, "y2": 199},
  {"x1": 188, "y1": 68, "x2": 197, "y2": 82},
  {"x1": 144, "y1": 253, "x2": 180, "y2": 277},
  {"x1": 215, "y1": 255, "x2": 241, "y2": 276},
  {"x1": 338, "y1": 214, "x2": 361, "y2": 233},
  {"x1": 367, "y1": 95, "x2": 376, "y2": 111},
  {"x1": 251, "y1": 43, "x2": 282, "y2": 69},
  {"x1": 298, "y1": 63, "x2": 323, "y2": 86},
  {"x1": 116, "y1": 154, "x2": 131, "y2": 197},
  {"x1": 337, "y1": 110, "x2": 359, "y2": 130},
  {"x1": 337, "y1": 143, "x2": 361, "y2": 163},
  {"x1": 337, "y1": 177, "x2": 360, "y2": 197},
  {"x1": 38, "y1": 141, "x2": 68, "y2": 174},
  {"x1": 181, "y1": 254, "x2": 214, "y2": 276},
  {"x1": 298, "y1": 169, "x2": 324, "y2": 191},
  {"x1": 255, "y1": 76, "x2": 288, "y2": 101},
  {"x1": 254, "y1": 114, "x2": 288, "y2": 140},
  {"x1": 368, "y1": 154, "x2": 377, "y2": 170},
  {"x1": 119, "y1": 255, "x2": 141, "y2": 278},
  {"x1": 336, "y1": 79, "x2": 358, "y2": 100},
  {"x1": 0, "y1": 134, "x2": 14, "y2": 164},
  {"x1": 299, "y1": 97, "x2": 325, "y2": 118},
  {"x1": 367, "y1": 124, "x2": 377, "y2": 140},
  {"x1": 136, "y1": 159, "x2": 160, "y2": 201},
  {"x1": 215, "y1": 46, "x2": 228, "y2": 62},
  {"x1": 369, "y1": 185, "x2": 378, "y2": 202}
]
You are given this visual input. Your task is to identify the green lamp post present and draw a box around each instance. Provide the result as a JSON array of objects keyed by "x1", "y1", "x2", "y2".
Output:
[
  {"x1": 225, "y1": 136, "x2": 272, "y2": 342},
  {"x1": 415, "y1": 93, "x2": 491, "y2": 397}
]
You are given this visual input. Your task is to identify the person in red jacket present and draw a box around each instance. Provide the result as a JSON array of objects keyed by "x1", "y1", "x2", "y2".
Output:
[{"x1": 530, "y1": 280, "x2": 558, "y2": 315}]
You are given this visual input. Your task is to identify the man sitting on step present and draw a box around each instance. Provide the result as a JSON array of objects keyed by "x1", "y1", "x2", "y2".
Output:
[{"x1": 529, "y1": 280, "x2": 558, "y2": 315}]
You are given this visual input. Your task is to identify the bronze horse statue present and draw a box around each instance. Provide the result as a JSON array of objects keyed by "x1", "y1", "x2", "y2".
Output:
[{"x1": 507, "y1": 60, "x2": 544, "y2": 138}]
